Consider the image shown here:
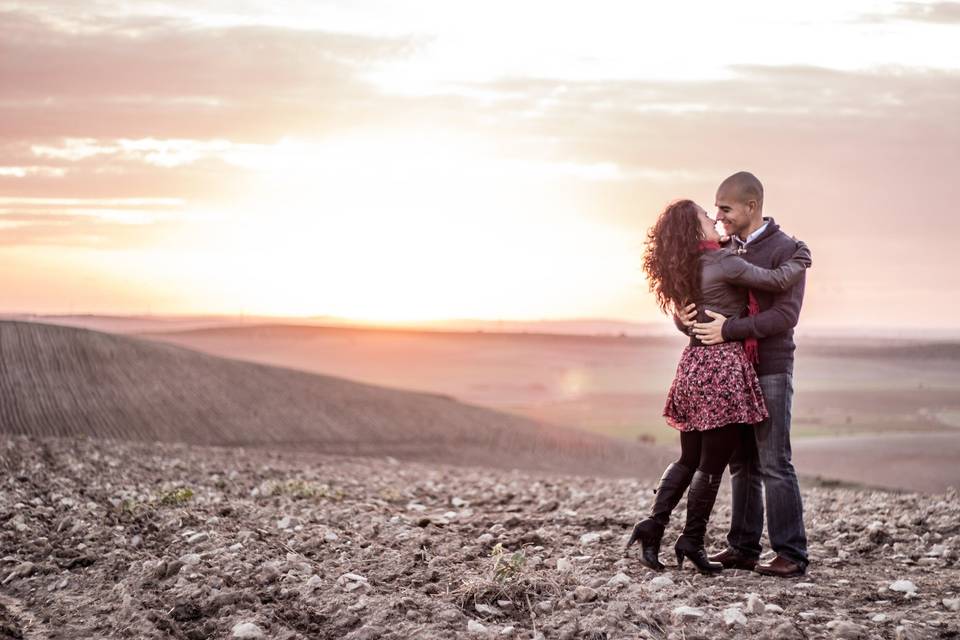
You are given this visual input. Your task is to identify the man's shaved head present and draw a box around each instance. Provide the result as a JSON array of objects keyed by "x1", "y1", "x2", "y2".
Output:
[
  {"x1": 715, "y1": 171, "x2": 765, "y2": 239},
  {"x1": 718, "y1": 171, "x2": 764, "y2": 208}
]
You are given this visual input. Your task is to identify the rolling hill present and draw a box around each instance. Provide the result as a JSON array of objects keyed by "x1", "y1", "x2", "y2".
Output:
[{"x1": 0, "y1": 321, "x2": 670, "y2": 476}]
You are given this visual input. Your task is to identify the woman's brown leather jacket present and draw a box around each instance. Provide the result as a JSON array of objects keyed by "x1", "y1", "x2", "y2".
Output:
[{"x1": 688, "y1": 241, "x2": 811, "y2": 347}]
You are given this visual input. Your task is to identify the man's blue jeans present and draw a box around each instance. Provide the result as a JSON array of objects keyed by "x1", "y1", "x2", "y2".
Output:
[{"x1": 726, "y1": 372, "x2": 808, "y2": 568}]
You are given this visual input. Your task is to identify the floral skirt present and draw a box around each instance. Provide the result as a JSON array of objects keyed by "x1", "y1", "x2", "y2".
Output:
[{"x1": 663, "y1": 342, "x2": 768, "y2": 432}]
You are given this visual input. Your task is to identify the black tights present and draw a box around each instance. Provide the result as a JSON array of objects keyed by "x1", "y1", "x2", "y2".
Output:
[{"x1": 677, "y1": 423, "x2": 742, "y2": 475}]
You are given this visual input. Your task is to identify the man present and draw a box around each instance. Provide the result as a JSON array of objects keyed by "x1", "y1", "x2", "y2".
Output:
[{"x1": 675, "y1": 171, "x2": 809, "y2": 577}]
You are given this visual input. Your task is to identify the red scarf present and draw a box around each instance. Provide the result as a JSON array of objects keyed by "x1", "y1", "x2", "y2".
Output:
[{"x1": 698, "y1": 240, "x2": 760, "y2": 365}]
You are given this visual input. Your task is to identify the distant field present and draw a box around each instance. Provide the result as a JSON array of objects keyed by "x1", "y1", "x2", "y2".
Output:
[
  {"x1": 141, "y1": 323, "x2": 960, "y2": 445},
  {"x1": 6, "y1": 317, "x2": 959, "y2": 491},
  {"x1": 0, "y1": 321, "x2": 672, "y2": 478}
]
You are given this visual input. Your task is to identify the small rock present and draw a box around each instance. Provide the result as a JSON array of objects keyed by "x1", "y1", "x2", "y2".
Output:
[
  {"x1": 337, "y1": 572, "x2": 369, "y2": 592},
  {"x1": 607, "y1": 572, "x2": 631, "y2": 587},
  {"x1": 941, "y1": 598, "x2": 959, "y2": 611},
  {"x1": 438, "y1": 609, "x2": 461, "y2": 622},
  {"x1": 671, "y1": 606, "x2": 705, "y2": 624},
  {"x1": 535, "y1": 601, "x2": 554, "y2": 614},
  {"x1": 871, "y1": 613, "x2": 888, "y2": 623},
  {"x1": 209, "y1": 591, "x2": 242, "y2": 611},
  {"x1": 866, "y1": 521, "x2": 888, "y2": 543},
  {"x1": 477, "y1": 534, "x2": 495, "y2": 545},
  {"x1": 745, "y1": 593, "x2": 764, "y2": 615},
  {"x1": 723, "y1": 607, "x2": 747, "y2": 627},
  {"x1": 347, "y1": 626, "x2": 383, "y2": 640},
  {"x1": 889, "y1": 580, "x2": 917, "y2": 595},
  {"x1": 648, "y1": 575, "x2": 674, "y2": 591},
  {"x1": 827, "y1": 620, "x2": 865, "y2": 639},
  {"x1": 325, "y1": 532, "x2": 339, "y2": 542},
  {"x1": 536, "y1": 500, "x2": 559, "y2": 513},
  {"x1": 579, "y1": 532, "x2": 602, "y2": 545},
  {"x1": 765, "y1": 604, "x2": 784, "y2": 614},
  {"x1": 573, "y1": 586, "x2": 598, "y2": 603},
  {"x1": 1, "y1": 562, "x2": 35, "y2": 585},
  {"x1": 186, "y1": 532, "x2": 209, "y2": 544},
  {"x1": 179, "y1": 553, "x2": 201, "y2": 566},
  {"x1": 476, "y1": 604, "x2": 502, "y2": 617},
  {"x1": 556, "y1": 558, "x2": 573, "y2": 573},
  {"x1": 773, "y1": 622, "x2": 804, "y2": 639},
  {"x1": 231, "y1": 622, "x2": 265, "y2": 639},
  {"x1": 794, "y1": 582, "x2": 817, "y2": 589},
  {"x1": 467, "y1": 619, "x2": 487, "y2": 634},
  {"x1": 451, "y1": 497, "x2": 468, "y2": 508}
]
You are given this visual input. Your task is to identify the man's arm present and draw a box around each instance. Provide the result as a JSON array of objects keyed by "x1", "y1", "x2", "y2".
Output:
[{"x1": 721, "y1": 272, "x2": 806, "y2": 341}]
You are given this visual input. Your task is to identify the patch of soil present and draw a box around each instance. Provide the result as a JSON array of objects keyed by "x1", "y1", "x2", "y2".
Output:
[{"x1": 1, "y1": 435, "x2": 957, "y2": 639}]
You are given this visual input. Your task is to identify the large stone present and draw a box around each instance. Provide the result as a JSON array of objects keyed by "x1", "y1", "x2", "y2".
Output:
[
  {"x1": 671, "y1": 606, "x2": 705, "y2": 624},
  {"x1": 579, "y1": 532, "x2": 602, "y2": 545},
  {"x1": 745, "y1": 593, "x2": 764, "y2": 615},
  {"x1": 827, "y1": 620, "x2": 865, "y2": 639},
  {"x1": 889, "y1": 580, "x2": 917, "y2": 595},
  {"x1": 574, "y1": 586, "x2": 598, "y2": 603},
  {"x1": 723, "y1": 607, "x2": 747, "y2": 627},
  {"x1": 607, "y1": 572, "x2": 631, "y2": 587},
  {"x1": 231, "y1": 622, "x2": 265, "y2": 639},
  {"x1": 648, "y1": 575, "x2": 674, "y2": 591},
  {"x1": 467, "y1": 619, "x2": 487, "y2": 634}
]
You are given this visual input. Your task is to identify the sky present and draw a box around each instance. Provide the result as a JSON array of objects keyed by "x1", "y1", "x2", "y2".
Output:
[{"x1": 1, "y1": 1, "x2": 959, "y2": 331}]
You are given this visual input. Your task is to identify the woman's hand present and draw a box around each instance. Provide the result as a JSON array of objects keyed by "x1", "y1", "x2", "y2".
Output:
[{"x1": 673, "y1": 302, "x2": 697, "y2": 335}]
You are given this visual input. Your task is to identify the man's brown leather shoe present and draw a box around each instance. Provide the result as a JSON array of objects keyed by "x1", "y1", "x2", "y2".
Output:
[
  {"x1": 707, "y1": 547, "x2": 758, "y2": 570},
  {"x1": 754, "y1": 555, "x2": 805, "y2": 578}
]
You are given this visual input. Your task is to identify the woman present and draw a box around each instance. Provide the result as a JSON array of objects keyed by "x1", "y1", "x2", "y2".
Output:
[{"x1": 625, "y1": 199, "x2": 810, "y2": 573}]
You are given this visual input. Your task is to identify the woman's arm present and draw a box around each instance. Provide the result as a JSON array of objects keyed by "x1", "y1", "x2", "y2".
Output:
[{"x1": 719, "y1": 240, "x2": 811, "y2": 292}]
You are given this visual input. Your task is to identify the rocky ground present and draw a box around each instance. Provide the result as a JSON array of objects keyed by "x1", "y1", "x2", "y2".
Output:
[{"x1": 1, "y1": 435, "x2": 958, "y2": 640}]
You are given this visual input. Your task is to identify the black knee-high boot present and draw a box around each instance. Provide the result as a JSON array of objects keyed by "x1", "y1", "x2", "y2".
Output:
[
  {"x1": 626, "y1": 462, "x2": 695, "y2": 571},
  {"x1": 674, "y1": 470, "x2": 723, "y2": 574}
]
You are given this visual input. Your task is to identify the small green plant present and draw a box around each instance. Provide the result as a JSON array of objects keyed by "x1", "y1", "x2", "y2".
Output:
[
  {"x1": 490, "y1": 543, "x2": 526, "y2": 583},
  {"x1": 119, "y1": 497, "x2": 142, "y2": 514},
  {"x1": 158, "y1": 487, "x2": 194, "y2": 506},
  {"x1": 267, "y1": 480, "x2": 345, "y2": 501}
]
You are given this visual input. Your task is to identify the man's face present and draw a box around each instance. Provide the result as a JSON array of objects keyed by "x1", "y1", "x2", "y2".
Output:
[{"x1": 715, "y1": 186, "x2": 755, "y2": 237}]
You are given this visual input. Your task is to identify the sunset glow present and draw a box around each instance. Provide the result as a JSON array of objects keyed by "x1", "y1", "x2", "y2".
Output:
[{"x1": 2, "y1": 1, "x2": 959, "y2": 330}]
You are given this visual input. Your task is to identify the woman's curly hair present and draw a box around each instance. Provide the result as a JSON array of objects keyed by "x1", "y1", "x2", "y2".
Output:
[{"x1": 642, "y1": 199, "x2": 703, "y2": 314}]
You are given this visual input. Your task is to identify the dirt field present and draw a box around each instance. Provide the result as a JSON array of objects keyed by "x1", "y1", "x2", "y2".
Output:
[{"x1": 1, "y1": 435, "x2": 957, "y2": 640}]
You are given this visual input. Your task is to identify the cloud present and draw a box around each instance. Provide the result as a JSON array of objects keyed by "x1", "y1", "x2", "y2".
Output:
[
  {"x1": 0, "y1": 8, "x2": 418, "y2": 141},
  {"x1": 865, "y1": 2, "x2": 960, "y2": 23},
  {"x1": 1, "y1": 3, "x2": 958, "y2": 263}
]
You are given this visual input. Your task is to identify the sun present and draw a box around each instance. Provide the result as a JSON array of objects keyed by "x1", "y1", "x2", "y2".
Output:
[{"x1": 158, "y1": 133, "x2": 643, "y2": 322}]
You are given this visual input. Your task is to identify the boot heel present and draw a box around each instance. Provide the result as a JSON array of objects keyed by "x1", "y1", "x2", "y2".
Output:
[{"x1": 676, "y1": 549, "x2": 684, "y2": 568}]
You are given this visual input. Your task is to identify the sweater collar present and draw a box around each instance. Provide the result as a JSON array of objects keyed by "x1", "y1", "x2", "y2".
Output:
[{"x1": 733, "y1": 217, "x2": 778, "y2": 247}]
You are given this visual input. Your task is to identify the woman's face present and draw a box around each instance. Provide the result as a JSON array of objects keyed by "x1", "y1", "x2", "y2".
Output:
[{"x1": 697, "y1": 205, "x2": 722, "y2": 242}]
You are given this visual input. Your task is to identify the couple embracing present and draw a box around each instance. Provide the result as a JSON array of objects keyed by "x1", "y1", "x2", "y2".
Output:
[{"x1": 626, "y1": 171, "x2": 810, "y2": 578}]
